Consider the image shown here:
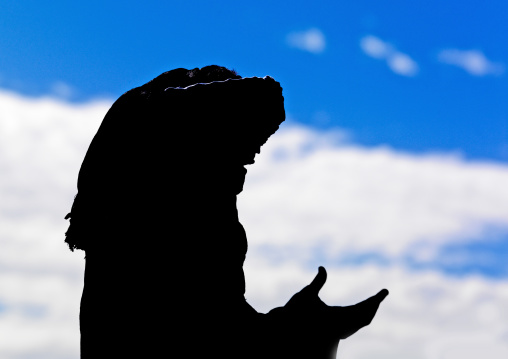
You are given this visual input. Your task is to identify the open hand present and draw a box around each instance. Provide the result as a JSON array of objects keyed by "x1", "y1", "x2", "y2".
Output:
[{"x1": 268, "y1": 266, "x2": 388, "y2": 358}]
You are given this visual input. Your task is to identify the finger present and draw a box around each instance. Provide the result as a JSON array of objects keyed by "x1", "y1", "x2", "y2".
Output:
[
  {"x1": 306, "y1": 266, "x2": 327, "y2": 296},
  {"x1": 353, "y1": 288, "x2": 389, "y2": 324},
  {"x1": 363, "y1": 289, "x2": 389, "y2": 305},
  {"x1": 332, "y1": 289, "x2": 389, "y2": 339},
  {"x1": 374, "y1": 289, "x2": 389, "y2": 302}
]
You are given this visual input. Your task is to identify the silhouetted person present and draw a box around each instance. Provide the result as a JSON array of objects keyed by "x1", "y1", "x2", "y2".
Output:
[{"x1": 65, "y1": 65, "x2": 388, "y2": 358}]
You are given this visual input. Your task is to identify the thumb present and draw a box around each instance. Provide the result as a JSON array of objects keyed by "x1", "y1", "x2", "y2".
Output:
[
  {"x1": 365, "y1": 289, "x2": 389, "y2": 305},
  {"x1": 306, "y1": 266, "x2": 327, "y2": 296}
]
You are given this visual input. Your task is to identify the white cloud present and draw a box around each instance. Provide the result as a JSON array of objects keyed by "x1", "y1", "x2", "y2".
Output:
[
  {"x1": 0, "y1": 90, "x2": 111, "y2": 221},
  {"x1": 240, "y1": 125, "x2": 508, "y2": 260},
  {"x1": 360, "y1": 35, "x2": 419, "y2": 76},
  {"x1": 51, "y1": 81, "x2": 75, "y2": 99},
  {"x1": 244, "y1": 258, "x2": 508, "y2": 359},
  {"x1": 388, "y1": 52, "x2": 419, "y2": 76},
  {"x1": 287, "y1": 28, "x2": 326, "y2": 54},
  {"x1": 360, "y1": 35, "x2": 392, "y2": 59},
  {"x1": 0, "y1": 90, "x2": 110, "y2": 358},
  {"x1": 438, "y1": 49, "x2": 504, "y2": 76},
  {"x1": 1, "y1": 90, "x2": 508, "y2": 358}
]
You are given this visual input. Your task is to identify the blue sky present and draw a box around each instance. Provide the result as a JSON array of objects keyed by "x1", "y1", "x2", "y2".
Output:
[
  {"x1": 1, "y1": 0, "x2": 507, "y2": 161},
  {"x1": 1, "y1": 2, "x2": 508, "y2": 358}
]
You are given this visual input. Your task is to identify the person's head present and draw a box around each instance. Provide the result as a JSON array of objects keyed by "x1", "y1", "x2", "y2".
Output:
[
  {"x1": 65, "y1": 66, "x2": 284, "y2": 252},
  {"x1": 132, "y1": 65, "x2": 283, "y2": 168},
  {"x1": 138, "y1": 65, "x2": 241, "y2": 94}
]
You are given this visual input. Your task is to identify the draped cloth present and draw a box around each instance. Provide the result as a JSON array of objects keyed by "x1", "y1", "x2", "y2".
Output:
[{"x1": 66, "y1": 76, "x2": 285, "y2": 358}]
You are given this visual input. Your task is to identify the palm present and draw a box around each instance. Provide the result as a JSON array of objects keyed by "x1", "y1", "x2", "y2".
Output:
[{"x1": 269, "y1": 267, "x2": 388, "y2": 359}]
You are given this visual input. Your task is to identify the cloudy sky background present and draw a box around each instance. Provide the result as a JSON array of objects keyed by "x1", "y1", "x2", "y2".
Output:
[{"x1": 1, "y1": 1, "x2": 508, "y2": 358}]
